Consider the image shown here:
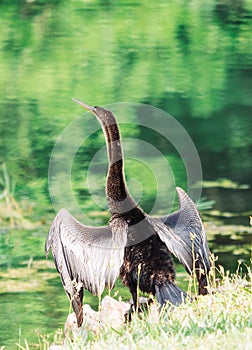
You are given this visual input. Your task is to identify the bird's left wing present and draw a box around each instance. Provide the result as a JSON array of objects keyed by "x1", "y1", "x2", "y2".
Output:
[
  {"x1": 147, "y1": 187, "x2": 211, "y2": 294},
  {"x1": 45, "y1": 208, "x2": 127, "y2": 326},
  {"x1": 159, "y1": 187, "x2": 210, "y2": 274}
]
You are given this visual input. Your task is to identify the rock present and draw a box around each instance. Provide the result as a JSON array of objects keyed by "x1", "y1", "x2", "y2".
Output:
[
  {"x1": 100, "y1": 295, "x2": 130, "y2": 328},
  {"x1": 64, "y1": 296, "x2": 131, "y2": 341},
  {"x1": 57, "y1": 295, "x2": 158, "y2": 347}
]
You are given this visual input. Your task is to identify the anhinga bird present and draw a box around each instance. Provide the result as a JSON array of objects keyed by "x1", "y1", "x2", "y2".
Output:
[{"x1": 46, "y1": 100, "x2": 211, "y2": 327}]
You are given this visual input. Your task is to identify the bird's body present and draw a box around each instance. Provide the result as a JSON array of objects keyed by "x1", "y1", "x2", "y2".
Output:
[
  {"x1": 46, "y1": 100, "x2": 211, "y2": 326},
  {"x1": 120, "y1": 234, "x2": 176, "y2": 303}
]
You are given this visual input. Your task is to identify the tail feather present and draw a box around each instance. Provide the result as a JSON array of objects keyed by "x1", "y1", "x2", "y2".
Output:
[{"x1": 155, "y1": 281, "x2": 189, "y2": 306}]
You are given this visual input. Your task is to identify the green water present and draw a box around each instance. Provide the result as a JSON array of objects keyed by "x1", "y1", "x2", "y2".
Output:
[{"x1": 0, "y1": 0, "x2": 252, "y2": 348}]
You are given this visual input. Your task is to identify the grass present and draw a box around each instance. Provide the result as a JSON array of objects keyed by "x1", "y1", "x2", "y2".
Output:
[{"x1": 16, "y1": 261, "x2": 252, "y2": 350}]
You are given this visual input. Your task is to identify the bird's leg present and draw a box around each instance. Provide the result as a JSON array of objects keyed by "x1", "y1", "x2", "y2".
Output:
[
  {"x1": 131, "y1": 287, "x2": 138, "y2": 311},
  {"x1": 124, "y1": 287, "x2": 138, "y2": 323},
  {"x1": 198, "y1": 275, "x2": 208, "y2": 295}
]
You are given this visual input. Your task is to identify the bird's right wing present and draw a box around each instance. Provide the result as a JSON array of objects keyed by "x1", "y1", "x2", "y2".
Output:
[{"x1": 45, "y1": 208, "x2": 127, "y2": 326}]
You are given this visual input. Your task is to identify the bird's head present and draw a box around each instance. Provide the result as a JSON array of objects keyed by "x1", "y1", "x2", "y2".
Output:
[{"x1": 72, "y1": 98, "x2": 116, "y2": 127}]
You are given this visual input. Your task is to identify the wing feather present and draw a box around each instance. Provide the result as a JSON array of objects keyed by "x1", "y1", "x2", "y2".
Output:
[
  {"x1": 45, "y1": 208, "x2": 127, "y2": 325},
  {"x1": 152, "y1": 187, "x2": 211, "y2": 275}
]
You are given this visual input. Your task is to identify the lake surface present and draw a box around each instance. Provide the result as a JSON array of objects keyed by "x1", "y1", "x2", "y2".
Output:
[{"x1": 0, "y1": 0, "x2": 252, "y2": 348}]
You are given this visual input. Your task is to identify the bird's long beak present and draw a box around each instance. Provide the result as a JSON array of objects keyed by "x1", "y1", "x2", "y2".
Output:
[{"x1": 72, "y1": 98, "x2": 95, "y2": 113}]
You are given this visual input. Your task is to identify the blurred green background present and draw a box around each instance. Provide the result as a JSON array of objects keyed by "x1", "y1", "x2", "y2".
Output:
[{"x1": 0, "y1": 0, "x2": 251, "y2": 348}]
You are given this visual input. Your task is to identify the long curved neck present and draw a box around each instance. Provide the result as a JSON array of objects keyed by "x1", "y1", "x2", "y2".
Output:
[{"x1": 101, "y1": 119, "x2": 135, "y2": 215}]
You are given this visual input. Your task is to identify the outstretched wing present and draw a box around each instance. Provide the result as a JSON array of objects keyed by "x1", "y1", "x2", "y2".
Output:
[
  {"x1": 149, "y1": 187, "x2": 210, "y2": 292},
  {"x1": 45, "y1": 208, "x2": 127, "y2": 326}
]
